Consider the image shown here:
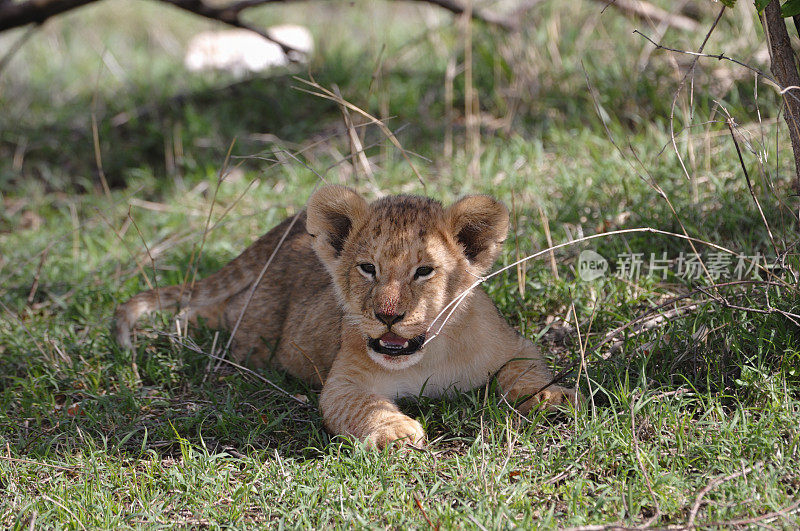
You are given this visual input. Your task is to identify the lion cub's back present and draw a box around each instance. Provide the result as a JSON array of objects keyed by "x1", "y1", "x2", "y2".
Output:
[{"x1": 221, "y1": 212, "x2": 342, "y2": 386}]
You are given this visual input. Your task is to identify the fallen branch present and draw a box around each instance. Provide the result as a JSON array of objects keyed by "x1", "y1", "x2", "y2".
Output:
[
  {"x1": 593, "y1": 0, "x2": 699, "y2": 32},
  {"x1": 408, "y1": 0, "x2": 516, "y2": 30},
  {"x1": 0, "y1": 0, "x2": 516, "y2": 38},
  {"x1": 704, "y1": 498, "x2": 800, "y2": 528},
  {"x1": 159, "y1": 330, "x2": 315, "y2": 409},
  {"x1": 0, "y1": 0, "x2": 98, "y2": 32},
  {"x1": 157, "y1": 0, "x2": 304, "y2": 55},
  {"x1": 688, "y1": 466, "x2": 755, "y2": 527}
]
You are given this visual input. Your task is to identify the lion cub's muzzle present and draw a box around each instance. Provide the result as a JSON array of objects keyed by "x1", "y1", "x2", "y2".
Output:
[{"x1": 368, "y1": 332, "x2": 426, "y2": 357}]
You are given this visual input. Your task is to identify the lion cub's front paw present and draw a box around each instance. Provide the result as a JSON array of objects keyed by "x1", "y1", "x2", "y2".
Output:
[
  {"x1": 521, "y1": 386, "x2": 583, "y2": 414},
  {"x1": 366, "y1": 415, "x2": 426, "y2": 449}
]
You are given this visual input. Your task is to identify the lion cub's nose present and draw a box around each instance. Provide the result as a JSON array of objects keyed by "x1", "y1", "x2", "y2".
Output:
[{"x1": 375, "y1": 311, "x2": 405, "y2": 327}]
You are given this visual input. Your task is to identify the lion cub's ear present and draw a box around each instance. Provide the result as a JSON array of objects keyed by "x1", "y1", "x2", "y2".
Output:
[
  {"x1": 307, "y1": 185, "x2": 368, "y2": 263},
  {"x1": 445, "y1": 195, "x2": 509, "y2": 272}
]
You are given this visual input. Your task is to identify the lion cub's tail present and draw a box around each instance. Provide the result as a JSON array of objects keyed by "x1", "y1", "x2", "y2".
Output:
[
  {"x1": 113, "y1": 255, "x2": 255, "y2": 350},
  {"x1": 113, "y1": 214, "x2": 303, "y2": 349}
]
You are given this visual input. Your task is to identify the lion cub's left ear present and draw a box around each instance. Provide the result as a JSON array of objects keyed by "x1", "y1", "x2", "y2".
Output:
[
  {"x1": 445, "y1": 195, "x2": 509, "y2": 272},
  {"x1": 306, "y1": 185, "x2": 368, "y2": 264}
]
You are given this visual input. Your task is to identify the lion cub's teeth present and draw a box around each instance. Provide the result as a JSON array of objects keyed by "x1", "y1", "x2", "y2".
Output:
[{"x1": 378, "y1": 339, "x2": 410, "y2": 349}]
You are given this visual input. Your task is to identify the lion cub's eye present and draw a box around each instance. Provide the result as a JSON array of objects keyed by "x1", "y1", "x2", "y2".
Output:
[
  {"x1": 414, "y1": 266, "x2": 435, "y2": 280},
  {"x1": 357, "y1": 263, "x2": 377, "y2": 279}
]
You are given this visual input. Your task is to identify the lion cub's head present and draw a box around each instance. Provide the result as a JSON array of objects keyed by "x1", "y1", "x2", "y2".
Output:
[{"x1": 306, "y1": 185, "x2": 508, "y2": 370}]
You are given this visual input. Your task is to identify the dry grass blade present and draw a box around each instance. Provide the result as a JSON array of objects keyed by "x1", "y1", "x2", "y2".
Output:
[
  {"x1": 184, "y1": 139, "x2": 238, "y2": 296},
  {"x1": 164, "y1": 331, "x2": 314, "y2": 408},
  {"x1": 722, "y1": 108, "x2": 780, "y2": 257},
  {"x1": 90, "y1": 77, "x2": 112, "y2": 201},
  {"x1": 41, "y1": 495, "x2": 87, "y2": 531},
  {"x1": 0, "y1": 22, "x2": 37, "y2": 77},
  {"x1": 127, "y1": 207, "x2": 161, "y2": 309},
  {"x1": 629, "y1": 398, "x2": 661, "y2": 527},
  {"x1": 0, "y1": 455, "x2": 79, "y2": 471},
  {"x1": 293, "y1": 77, "x2": 426, "y2": 187},
  {"x1": 412, "y1": 494, "x2": 438, "y2": 529},
  {"x1": 570, "y1": 296, "x2": 596, "y2": 414},
  {"x1": 222, "y1": 209, "x2": 305, "y2": 356},
  {"x1": 667, "y1": 6, "x2": 725, "y2": 183},
  {"x1": 26, "y1": 248, "x2": 48, "y2": 306},
  {"x1": 462, "y1": 5, "x2": 480, "y2": 182},
  {"x1": 510, "y1": 193, "x2": 526, "y2": 297},
  {"x1": 333, "y1": 84, "x2": 382, "y2": 196},
  {"x1": 538, "y1": 205, "x2": 558, "y2": 280}
]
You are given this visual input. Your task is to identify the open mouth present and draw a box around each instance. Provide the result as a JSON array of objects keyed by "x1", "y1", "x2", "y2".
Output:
[{"x1": 368, "y1": 332, "x2": 426, "y2": 357}]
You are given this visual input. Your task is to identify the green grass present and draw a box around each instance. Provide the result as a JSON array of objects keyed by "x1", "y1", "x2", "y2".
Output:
[{"x1": 2, "y1": 0, "x2": 800, "y2": 528}]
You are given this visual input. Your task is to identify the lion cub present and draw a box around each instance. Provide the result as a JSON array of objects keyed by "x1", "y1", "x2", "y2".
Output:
[{"x1": 115, "y1": 186, "x2": 580, "y2": 447}]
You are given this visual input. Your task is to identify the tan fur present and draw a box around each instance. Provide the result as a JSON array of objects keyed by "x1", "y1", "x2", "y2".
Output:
[{"x1": 115, "y1": 186, "x2": 581, "y2": 448}]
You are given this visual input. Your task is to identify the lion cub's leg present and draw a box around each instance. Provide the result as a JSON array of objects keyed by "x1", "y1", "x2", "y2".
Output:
[
  {"x1": 320, "y1": 337, "x2": 424, "y2": 448},
  {"x1": 320, "y1": 381, "x2": 425, "y2": 448},
  {"x1": 497, "y1": 342, "x2": 581, "y2": 414}
]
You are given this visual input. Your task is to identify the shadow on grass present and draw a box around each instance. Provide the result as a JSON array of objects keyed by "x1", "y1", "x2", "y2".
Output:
[{"x1": 1, "y1": 18, "x2": 773, "y2": 196}]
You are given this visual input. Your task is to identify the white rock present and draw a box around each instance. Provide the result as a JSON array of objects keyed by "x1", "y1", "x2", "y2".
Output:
[{"x1": 184, "y1": 25, "x2": 313, "y2": 75}]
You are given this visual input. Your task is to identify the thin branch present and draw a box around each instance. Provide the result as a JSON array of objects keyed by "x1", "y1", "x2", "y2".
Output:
[
  {"x1": 0, "y1": 0, "x2": 99, "y2": 32},
  {"x1": 0, "y1": 0, "x2": 517, "y2": 37},
  {"x1": 688, "y1": 466, "x2": 754, "y2": 527},
  {"x1": 156, "y1": 0, "x2": 302, "y2": 56},
  {"x1": 407, "y1": 0, "x2": 516, "y2": 30},
  {"x1": 161, "y1": 330, "x2": 315, "y2": 408},
  {"x1": 0, "y1": 22, "x2": 37, "y2": 77},
  {"x1": 633, "y1": 29, "x2": 775, "y2": 83},
  {"x1": 594, "y1": 0, "x2": 699, "y2": 32},
  {"x1": 424, "y1": 227, "x2": 791, "y2": 347},
  {"x1": 704, "y1": 498, "x2": 800, "y2": 528},
  {"x1": 667, "y1": 6, "x2": 725, "y2": 185}
]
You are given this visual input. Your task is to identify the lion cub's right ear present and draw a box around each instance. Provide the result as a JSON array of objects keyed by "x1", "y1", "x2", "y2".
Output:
[
  {"x1": 306, "y1": 185, "x2": 368, "y2": 264},
  {"x1": 445, "y1": 195, "x2": 509, "y2": 273}
]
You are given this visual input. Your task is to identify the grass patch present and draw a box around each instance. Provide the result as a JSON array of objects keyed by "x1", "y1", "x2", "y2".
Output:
[{"x1": 2, "y1": 0, "x2": 800, "y2": 528}]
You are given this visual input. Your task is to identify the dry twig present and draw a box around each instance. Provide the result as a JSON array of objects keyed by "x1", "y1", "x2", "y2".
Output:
[
  {"x1": 687, "y1": 466, "x2": 754, "y2": 527},
  {"x1": 593, "y1": 0, "x2": 699, "y2": 32},
  {"x1": 0, "y1": 0, "x2": 516, "y2": 36}
]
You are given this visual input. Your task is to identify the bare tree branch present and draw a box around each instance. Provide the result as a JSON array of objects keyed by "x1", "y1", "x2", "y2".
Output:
[
  {"x1": 156, "y1": 0, "x2": 303, "y2": 55},
  {"x1": 0, "y1": 0, "x2": 99, "y2": 32},
  {"x1": 0, "y1": 0, "x2": 517, "y2": 37},
  {"x1": 407, "y1": 0, "x2": 516, "y2": 30},
  {"x1": 592, "y1": 0, "x2": 699, "y2": 32},
  {"x1": 763, "y1": 0, "x2": 800, "y2": 191}
]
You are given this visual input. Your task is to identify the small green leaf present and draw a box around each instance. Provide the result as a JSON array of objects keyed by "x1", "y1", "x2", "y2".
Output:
[
  {"x1": 719, "y1": 0, "x2": 736, "y2": 7},
  {"x1": 782, "y1": 0, "x2": 800, "y2": 16},
  {"x1": 755, "y1": 0, "x2": 771, "y2": 13}
]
